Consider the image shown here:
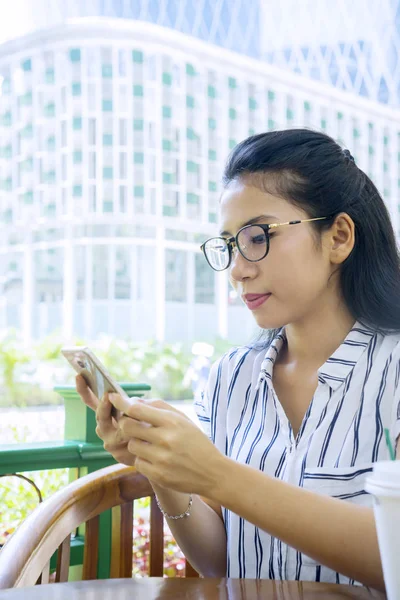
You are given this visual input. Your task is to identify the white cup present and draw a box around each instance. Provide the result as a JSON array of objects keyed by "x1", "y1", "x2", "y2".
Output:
[{"x1": 366, "y1": 461, "x2": 400, "y2": 600}]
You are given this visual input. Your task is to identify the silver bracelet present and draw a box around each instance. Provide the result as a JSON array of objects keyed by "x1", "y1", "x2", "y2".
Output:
[{"x1": 155, "y1": 493, "x2": 193, "y2": 520}]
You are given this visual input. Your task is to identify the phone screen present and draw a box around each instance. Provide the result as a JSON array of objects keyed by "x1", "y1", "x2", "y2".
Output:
[
  {"x1": 62, "y1": 347, "x2": 128, "y2": 420},
  {"x1": 73, "y1": 353, "x2": 116, "y2": 400}
]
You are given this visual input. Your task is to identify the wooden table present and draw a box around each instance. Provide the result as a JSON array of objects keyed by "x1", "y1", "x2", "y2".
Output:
[{"x1": 0, "y1": 578, "x2": 386, "y2": 599}]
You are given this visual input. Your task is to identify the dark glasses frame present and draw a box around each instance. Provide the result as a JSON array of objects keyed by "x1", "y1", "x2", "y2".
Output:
[{"x1": 200, "y1": 215, "x2": 335, "y2": 271}]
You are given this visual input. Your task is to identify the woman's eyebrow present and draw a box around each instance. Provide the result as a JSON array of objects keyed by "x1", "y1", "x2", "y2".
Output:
[{"x1": 219, "y1": 214, "x2": 278, "y2": 236}]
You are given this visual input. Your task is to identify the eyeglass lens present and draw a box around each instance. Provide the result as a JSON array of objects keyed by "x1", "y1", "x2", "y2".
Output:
[
  {"x1": 237, "y1": 225, "x2": 268, "y2": 261},
  {"x1": 204, "y1": 225, "x2": 269, "y2": 271}
]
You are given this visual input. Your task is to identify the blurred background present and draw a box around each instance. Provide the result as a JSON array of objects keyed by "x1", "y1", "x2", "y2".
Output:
[
  {"x1": 1, "y1": 0, "x2": 400, "y2": 577},
  {"x1": 0, "y1": 0, "x2": 399, "y2": 405}
]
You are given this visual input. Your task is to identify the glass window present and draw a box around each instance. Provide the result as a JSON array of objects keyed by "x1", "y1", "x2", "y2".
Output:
[
  {"x1": 186, "y1": 63, "x2": 196, "y2": 76},
  {"x1": 195, "y1": 254, "x2": 215, "y2": 303},
  {"x1": 45, "y1": 103, "x2": 55, "y2": 118},
  {"x1": 162, "y1": 106, "x2": 172, "y2": 118},
  {"x1": 73, "y1": 184, "x2": 82, "y2": 197},
  {"x1": 73, "y1": 116, "x2": 82, "y2": 130},
  {"x1": 69, "y1": 48, "x2": 81, "y2": 63},
  {"x1": 133, "y1": 84, "x2": 143, "y2": 97},
  {"x1": 163, "y1": 189, "x2": 179, "y2": 217},
  {"x1": 249, "y1": 97, "x2": 257, "y2": 110},
  {"x1": 89, "y1": 152, "x2": 96, "y2": 178},
  {"x1": 163, "y1": 172, "x2": 174, "y2": 184},
  {"x1": 19, "y1": 91, "x2": 32, "y2": 106},
  {"x1": 103, "y1": 167, "x2": 113, "y2": 179},
  {"x1": 1, "y1": 111, "x2": 11, "y2": 126},
  {"x1": 119, "y1": 185, "x2": 127, "y2": 212},
  {"x1": 103, "y1": 133, "x2": 113, "y2": 145},
  {"x1": 46, "y1": 135, "x2": 56, "y2": 150},
  {"x1": 186, "y1": 95, "x2": 195, "y2": 109},
  {"x1": 132, "y1": 50, "x2": 143, "y2": 63},
  {"x1": 119, "y1": 119, "x2": 127, "y2": 145},
  {"x1": 61, "y1": 155, "x2": 67, "y2": 181},
  {"x1": 187, "y1": 160, "x2": 199, "y2": 173},
  {"x1": 165, "y1": 250, "x2": 187, "y2": 302},
  {"x1": 87, "y1": 118, "x2": 96, "y2": 144},
  {"x1": 92, "y1": 245, "x2": 108, "y2": 300},
  {"x1": 22, "y1": 123, "x2": 33, "y2": 138},
  {"x1": 89, "y1": 185, "x2": 96, "y2": 211},
  {"x1": 162, "y1": 139, "x2": 172, "y2": 151},
  {"x1": 119, "y1": 153, "x2": 127, "y2": 178},
  {"x1": 134, "y1": 152, "x2": 144, "y2": 164},
  {"x1": 133, "y1": 118, "x2": 144, "y2": 131},
  {"x1": 22, "y1": 58, "x2": 32, "y2": 72},
  {"x1": 45, "y1": 68, "x2": 54, "y2": 84},
  {"x1": 115, "y1": 247, "x2": 131, "y2": 299},
  {"x1": 75, "y1": 246, "x2": 86, "y2": 300},
  {"x1": 102, "y1": 64, "x2": 113, "y2": 78},
  {"x1": 102, "y1": 99, "x2": 113, "y2": 111},
  {"x1": 2, "y1": 77, "x2": 11, "y2": 94},
  {"x1": 134, "y1": 185, "x2": 144, "y2": 197},
  {"x1": 34, "y1": 248, "x2": 64, "y2": 303},
  {"x1": 163, "y1": 72, "x2": 172, "y2": 85},
  {"x1": 24, "y1": 190, "x2": 34, "y2": 204},
  {"x1": 73, "y1": 150, "x2": 82, "y2": 164},
  {"x1": 72, "y1": 82, "x2": 81, "y2": 96}
]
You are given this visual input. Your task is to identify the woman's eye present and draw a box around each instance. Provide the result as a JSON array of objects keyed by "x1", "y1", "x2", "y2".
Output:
[{"x1": 251, "y1": 235, "x2": 266, "y2": 244}]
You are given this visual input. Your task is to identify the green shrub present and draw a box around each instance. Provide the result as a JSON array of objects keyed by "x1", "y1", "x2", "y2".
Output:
[{"x1": 0, "y1": 330, "x2": 235, "y2": 406}]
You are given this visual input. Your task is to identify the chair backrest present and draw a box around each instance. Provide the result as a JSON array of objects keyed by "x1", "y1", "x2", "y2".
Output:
[{"x1": 0, "y1": 463, "x2": 198, "y2": 588}]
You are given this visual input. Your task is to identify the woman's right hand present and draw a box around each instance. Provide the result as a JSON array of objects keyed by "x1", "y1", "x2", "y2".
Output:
[{"x1": 75, "y1": 374, "x2": 137, "y2": 467}]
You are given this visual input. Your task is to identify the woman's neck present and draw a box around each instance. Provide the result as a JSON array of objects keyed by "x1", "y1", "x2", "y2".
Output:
[{"x1": 280, "y1": 306, "x2": 356, "y2": 370}]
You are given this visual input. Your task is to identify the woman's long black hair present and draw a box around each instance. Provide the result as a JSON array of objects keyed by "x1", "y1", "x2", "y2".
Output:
[{"x1": 223, "y1": 128, "x2": 400, "y2": 335}]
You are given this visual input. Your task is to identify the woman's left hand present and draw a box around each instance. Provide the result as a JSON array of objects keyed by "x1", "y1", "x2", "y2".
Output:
[{"x1": 108, "y1": 394, "x2": 226, "y2": 497}]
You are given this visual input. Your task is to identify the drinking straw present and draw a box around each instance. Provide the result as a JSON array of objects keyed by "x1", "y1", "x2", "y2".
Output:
[{"x1": 384, "y1": 428, "x2": 396, "y2": 461}]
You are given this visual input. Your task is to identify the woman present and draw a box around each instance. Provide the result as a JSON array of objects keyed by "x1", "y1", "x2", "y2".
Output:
[{"x1": 77, "y1": 129, "x2": 400, "y2": 591}]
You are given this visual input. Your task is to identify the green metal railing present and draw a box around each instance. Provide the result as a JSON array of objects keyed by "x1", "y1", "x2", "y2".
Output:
[{"x1": 0, "y1": 382, "x2": 151, "y2": 579}]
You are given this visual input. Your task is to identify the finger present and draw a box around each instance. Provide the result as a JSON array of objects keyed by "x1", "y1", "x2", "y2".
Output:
[
  {"x1": 127, "y1": 437, "x2": 157, "y2": 463},
  {"x1": 138, "y1": 398, "x2": 189, "y2": 420},
  {"x1": 134, "y1": 456, "x2": 154, "y2": 478},
  {"x1": 76, "y1": 375, "x2": 99, "y2": 410},
  {"x1": 111, "y1": 395, "x2": 173, "y2": 427},
  {"x1": 108, "y1": 392, "x2": 138, "y2": 416},
  {"x1": 96, "y1": 394, "x2": 120, "y2": 436},
  {"x1": 119, "y1": 415, "x2": 158, "y2": 443}
]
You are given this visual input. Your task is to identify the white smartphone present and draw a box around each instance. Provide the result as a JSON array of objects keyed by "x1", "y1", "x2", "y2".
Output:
[{"x1": 61, "y1": 346, "x2": 132, "y2": 420}]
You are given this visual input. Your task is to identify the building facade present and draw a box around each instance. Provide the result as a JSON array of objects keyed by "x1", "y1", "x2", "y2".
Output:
[{"x1": 0, "y1": 17, "x2": 399, "y2": 344}]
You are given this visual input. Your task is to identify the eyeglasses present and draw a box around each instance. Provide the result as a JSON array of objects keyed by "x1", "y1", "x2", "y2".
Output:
[{"x1": 200, "y1": 216, "x2": 334, "y2": 272}]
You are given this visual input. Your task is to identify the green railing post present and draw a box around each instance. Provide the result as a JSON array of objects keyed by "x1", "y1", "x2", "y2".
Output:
[{"x1": 54, "y1": 383, "x2": 151, "y2": 580}]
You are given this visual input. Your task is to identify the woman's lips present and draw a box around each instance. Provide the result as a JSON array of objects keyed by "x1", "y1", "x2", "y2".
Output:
[{"x1": 243, "y1": 293, "x2": 272, "y2": 310}]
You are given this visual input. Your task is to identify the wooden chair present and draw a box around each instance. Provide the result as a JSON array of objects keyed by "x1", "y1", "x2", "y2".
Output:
[{"x1": 0, "y1": 463, "x2": 199, "y2": 589}]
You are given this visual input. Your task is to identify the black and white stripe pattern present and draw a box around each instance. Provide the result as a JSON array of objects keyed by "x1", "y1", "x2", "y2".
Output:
[{"x1": 194, "y1": 322, "x2": 400, "y2": 585}]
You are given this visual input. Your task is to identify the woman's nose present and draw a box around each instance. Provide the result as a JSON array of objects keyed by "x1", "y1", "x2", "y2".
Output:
[{"x1": 229, "y1": 247, "x2": 257, "y2": 282}]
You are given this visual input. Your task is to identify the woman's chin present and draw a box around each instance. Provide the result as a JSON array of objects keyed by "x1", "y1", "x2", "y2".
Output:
[{"x1": 252, "y1": 314, "x2": 286, "y2": 331}]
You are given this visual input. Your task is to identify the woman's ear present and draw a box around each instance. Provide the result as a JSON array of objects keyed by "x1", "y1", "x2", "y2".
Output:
[{"x1": 329, "y1": 213, "x2": 355, "y2": 265}]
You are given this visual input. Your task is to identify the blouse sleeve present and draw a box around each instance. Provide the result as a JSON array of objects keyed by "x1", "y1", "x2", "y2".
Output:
[{"x1": 193, "y1": 355, "x2": 225, "y2": 443}]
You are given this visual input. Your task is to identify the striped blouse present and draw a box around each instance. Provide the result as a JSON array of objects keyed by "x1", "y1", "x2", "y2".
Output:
[{"x1": 194, "y1": 321, "x2": 400, "y2": 585}]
